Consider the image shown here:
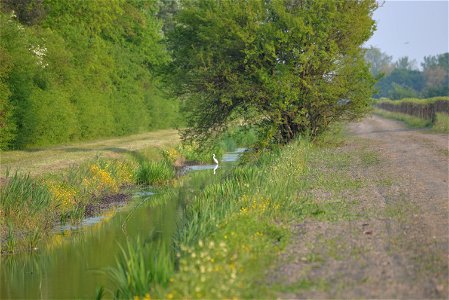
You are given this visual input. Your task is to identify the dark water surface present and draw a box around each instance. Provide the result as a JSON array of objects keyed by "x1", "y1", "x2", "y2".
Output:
[{"x1": 0, "y1": 149, "x2": 244, "y2": 299}]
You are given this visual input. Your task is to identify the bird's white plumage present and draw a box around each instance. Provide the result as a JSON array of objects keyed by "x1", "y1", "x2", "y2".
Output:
[{"x1": 212, "y1": 154, "x2": 219, "y2": 165}]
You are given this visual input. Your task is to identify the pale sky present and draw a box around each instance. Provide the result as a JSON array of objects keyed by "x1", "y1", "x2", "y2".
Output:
[{"x1": 366, "y1": 0, "x2": 449, "y2": 68}]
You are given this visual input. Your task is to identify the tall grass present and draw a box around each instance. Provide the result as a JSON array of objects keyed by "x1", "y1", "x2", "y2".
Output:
[
  {"x1": 376, "y1": 96, "x2": 449, "y2": 105},
  {"x1": 107, "y1": 237, "x2": 174, "y2": 299},
  {"x1": 433, "y1": 113, "x2": 449, "y2": 133},
  {"x1": 375, "y1": 96, "x2": 449, "y2": 121},
  {"x1": 1, "y1": 142, "x2": 185, "y2": 254},
  {"x1": 0, "y1": 172, "x2": 54, "y2": 253},
  {"x1": 134, "y1": 161, "x2": 175, "y2": 185},
  {"x1": 163, "y1": 141, "x2": 309, "y2": 298},
  {"x1": 0, "y1": 172, "x2": 52, "y2": 216}
]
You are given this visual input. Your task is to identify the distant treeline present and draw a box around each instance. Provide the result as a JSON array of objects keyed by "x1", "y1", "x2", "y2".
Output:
[
  {"x1": 375, "y1": 97, "x2": 449, "y2": 121},
  {"x1": 0, "y1": 0, "x2": 180, "y2": 150},
  {"x1": 365, "y1": 47, "x2": 448, "y2": 99}
]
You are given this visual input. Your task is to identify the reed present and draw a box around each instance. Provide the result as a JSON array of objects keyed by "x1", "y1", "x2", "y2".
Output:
[
  {"x1": 0, "y1": 171, "x2": 52, "y2": 216},
  {"x1": 107, "y1": 237, "x2": 174, "y2": 299},
  {"x1": 0, "y1": 172, "x2": 55, "y2": 253}
]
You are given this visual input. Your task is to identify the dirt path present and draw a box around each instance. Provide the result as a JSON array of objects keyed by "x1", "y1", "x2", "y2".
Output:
[
  {"x1": 270, "y1": 115, "x2": 448, "y2": 299},
  {"x1": 0, "y1": 129, "x2": 179, "y2": 178}
]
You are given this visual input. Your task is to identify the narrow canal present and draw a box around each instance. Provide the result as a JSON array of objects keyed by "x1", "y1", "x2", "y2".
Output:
[{"x1": 0, "y1": 149, "x2": 245, "y2": 299}]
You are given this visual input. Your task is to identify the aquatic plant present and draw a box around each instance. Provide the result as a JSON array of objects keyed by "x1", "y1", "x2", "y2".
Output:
[
  {"x1": 0, "y1": 172, "x2": 55, "y2": 253},
  {"x1": 0, "y1": 172, "x2": 52, "y2": 216},
  {"x1": 107, "y1": 237, "x2": 174, "y2": 299}
]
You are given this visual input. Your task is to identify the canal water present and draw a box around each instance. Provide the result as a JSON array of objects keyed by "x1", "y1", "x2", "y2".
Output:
[{"x1": 0, "y1": 149, "x2": 245, "y2": 299}]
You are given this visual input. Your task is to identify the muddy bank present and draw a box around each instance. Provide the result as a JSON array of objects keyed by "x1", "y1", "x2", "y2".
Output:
[{"x1": 84, "y1": 192, "x2": 130, "y2": 217}]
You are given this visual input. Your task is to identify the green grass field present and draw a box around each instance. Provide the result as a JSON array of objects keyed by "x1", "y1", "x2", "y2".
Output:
[{"x1": 0, "y1": 129, "x2": 180, "y2": 178}]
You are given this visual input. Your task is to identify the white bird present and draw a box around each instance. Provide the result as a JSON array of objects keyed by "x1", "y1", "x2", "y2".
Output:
[{"x1": 212, "y1": 153, "x2": 219, "y2": 165}]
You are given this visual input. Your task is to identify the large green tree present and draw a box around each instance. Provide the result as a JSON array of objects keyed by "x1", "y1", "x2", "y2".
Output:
[
  {"x1": 364, "y1": 46, "x2": 393, "y2": 77},
  {"x1": 421, "y1": 53, "x2": 448, "y2": 97},
  {"x1": 374, "y1": 57, "x2": 424, "y2": 99},
  {"x1": 369, "y1": 52, "x2": 448, "y2": 99},
  {"x1": 167, "y1": 0, "x2": 377, "y2": 146}
]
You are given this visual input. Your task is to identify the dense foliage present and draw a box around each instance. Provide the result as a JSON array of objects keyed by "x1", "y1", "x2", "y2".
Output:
[
  {"x1": 166, "y1": 0, "x2": 377, "y2": 146},
  {"x1": 0, "y1": 0, "x2": 180, "y2": 150},
  {"x1": 365, "y1": 47, "x2": 449, "y2": 99}
]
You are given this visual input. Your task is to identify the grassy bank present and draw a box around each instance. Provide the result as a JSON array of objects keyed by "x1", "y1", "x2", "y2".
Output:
[
  {"x1": 1, "y1": 145, "x2": 177, "y2": 253},
  {"x1": 0, "y1": 128, "x2": 257, "y2": 254},
  {"x1": 373, "y1": 108, "x2": 449, "y2": 133},
  {"x1": 1, "y1": 155, "x2": 141, "y2": 254},
  {"x1": 0, "y1": 128, "x2": 181, "y2": 254},
  {"x1": 0, "y1": 129, "x2": 180, "y2": 178},
  {"x1": 108, "y1": 127, "x2": 377, "y2": 298}
]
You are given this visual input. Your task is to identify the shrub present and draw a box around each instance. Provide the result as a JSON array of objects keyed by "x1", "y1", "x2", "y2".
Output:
[{"x1": 167, "y1": 0, "x2": 376, "y2": 146}]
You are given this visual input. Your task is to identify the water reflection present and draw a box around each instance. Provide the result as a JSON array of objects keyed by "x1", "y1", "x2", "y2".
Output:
[
  {"x1": 54, "y1": 215, "x2": 106, "y2": 232},
  {"x1": 0, "y1": 193, "x2": 179, "y2": 299},
  {"x1": 183, "y1": 164, "x2": 217, "y2": 172},
  {"x1": 181, "y1": 148, "x2": 246, "y2": 175},
  {"x1": 222, "y1": 147, "x2": 246, "y2": 162}
]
